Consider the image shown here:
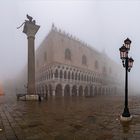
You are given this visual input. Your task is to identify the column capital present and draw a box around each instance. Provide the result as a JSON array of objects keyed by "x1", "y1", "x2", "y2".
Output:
[{"x1": 23, "y1": 21, "x2": 40, "y2": 37}]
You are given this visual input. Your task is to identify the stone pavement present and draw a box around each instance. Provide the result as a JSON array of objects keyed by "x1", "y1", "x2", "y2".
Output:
[{"x1": 0, "y1": 94, "x2": 140, "y2": 140}]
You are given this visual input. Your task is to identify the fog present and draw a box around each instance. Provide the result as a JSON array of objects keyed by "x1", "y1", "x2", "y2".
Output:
[{"x1": 0, "y1": 0, "x2": 140, "y2": 92}]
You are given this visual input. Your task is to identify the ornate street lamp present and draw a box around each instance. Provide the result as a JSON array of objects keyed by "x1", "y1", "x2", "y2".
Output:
[
  {"x1": 128, "y1": 57, "x2": 134, "y2": 72},
  {"x1": 124, "y1": 38, "x2": 131, "y2": 50},
  {"x1": 119, "y1": 38, "x2": 134, "y2": 122}
]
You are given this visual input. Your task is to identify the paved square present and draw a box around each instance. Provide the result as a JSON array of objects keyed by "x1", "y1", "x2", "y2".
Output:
[{"x1": 0, "y1": 95, "x2": 140, "y2": 140}]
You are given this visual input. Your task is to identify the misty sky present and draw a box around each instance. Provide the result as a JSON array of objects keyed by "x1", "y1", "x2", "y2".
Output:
[{"x1": 0, "y1": 0, "x2": 140, "y2": 89}]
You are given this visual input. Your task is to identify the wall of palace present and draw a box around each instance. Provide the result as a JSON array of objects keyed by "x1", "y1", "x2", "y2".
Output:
[{"x1": 35, "y1": 25, "x2": 123, "y2": 98}]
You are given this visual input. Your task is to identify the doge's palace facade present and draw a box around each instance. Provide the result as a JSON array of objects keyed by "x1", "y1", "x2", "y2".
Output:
[{"x1": 35, "y1": 24, "x2": 123, "y2": 98}]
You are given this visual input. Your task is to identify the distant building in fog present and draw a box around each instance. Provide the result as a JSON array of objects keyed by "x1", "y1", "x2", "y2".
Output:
[{"x1": 35, "y1": 24, "x2": 123, "y2": 97}]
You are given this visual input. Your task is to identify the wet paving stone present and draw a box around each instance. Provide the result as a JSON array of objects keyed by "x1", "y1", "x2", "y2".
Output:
[{"x1": 1, "y1": 95, "x2": 140, "y2": 139}]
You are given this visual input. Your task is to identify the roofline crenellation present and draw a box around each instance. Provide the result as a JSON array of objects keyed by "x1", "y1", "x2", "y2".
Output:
[{"x1": 50, "y1": 23, "x2": 101, "y2": 55}]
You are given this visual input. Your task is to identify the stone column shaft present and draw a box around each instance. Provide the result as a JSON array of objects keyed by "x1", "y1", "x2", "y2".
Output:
[
  {"x1": 23, "y1": 20, "x2": 40, "y2": 95},
  {"x1": 27, "y1": 36, "x2": 35, "y2": 94}
]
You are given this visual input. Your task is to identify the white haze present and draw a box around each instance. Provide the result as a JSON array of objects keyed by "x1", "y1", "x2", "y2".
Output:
[{"x1": 0, "y1": 0, "x2": 140, "y2": 92}]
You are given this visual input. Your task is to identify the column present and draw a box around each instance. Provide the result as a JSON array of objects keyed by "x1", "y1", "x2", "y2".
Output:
[
  {"x1": 23, "y1": 15, "x2": 40, "y2": 95},
  {"x1": 70, "y1": 85, "x2": 72, "y2": 96},
  {"x1": 62, "y1": 85, "x2": 65, "y2": 96},
  {"x1": 52, "y1": 84, "x2": 56, "y2": 97},
  {"x1": 77, "y1": 86, "x2": 79, "y2": 96}
]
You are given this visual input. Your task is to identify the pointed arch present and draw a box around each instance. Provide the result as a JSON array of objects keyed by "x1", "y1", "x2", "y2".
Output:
[
  {"x1": 94, "y1": 86, "x2": 97, "y2": 95},
  {"x1": 75, "y1": 72, "x2": 77, "y2": 80},
  {"x1": 84, "y1": 86, "x2": 88, "y2": 96},
  {"x1": 64, "y1": 84, "x2": 70, "y2": 97},
  {"x1": 72, "y1": 72, "x2": 74, "y2": 80},
  {"x1": 60, "y1": 70, "x2": 63, "y2": 79},
  {"x1": 49, "y1": 84, "x2": 53, "y2": 97},
  {"x1": 81, "y1": 74, "x2": 83, "y2": 81},
  {"x1": 64, "y1": 71, "x2": 67, "y2": 79},
  {"x1": 90, "y1": 86, "x2": 93, "y2": 96},
  {"x1": 45, "y1": 85, "x2": 48, "y2": 99},
  {"x1": 55, "y1": 84, "x2": 62, "y2": 97},
  {"x1": 68, "y1": 71, "x2": 70, "y2": 79},
  {"x1": 72, "y1": 85, "x2": 77, "y2": 96},
  {"x1": 55, "y1": 69, "x2": 58, "y2": 78},
  {"x1": 78, "y1": 73, "x2": 80, "y2": 80},
  {"x1": 79, "y1": 86, "x2": 83, "y2": 96}
]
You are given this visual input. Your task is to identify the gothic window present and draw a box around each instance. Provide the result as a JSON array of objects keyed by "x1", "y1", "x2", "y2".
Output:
[
  {"x1": 78, "y1": 73, "x2": 80, "y2": 80},
  {"x1": 68, "y1": 71, "x2": 70, "y2": 79},
  {"x1": 48, "y1": 72, "x2": 50, "y2": 79},
  {"x1": 82, "y1": 55, "x2": 87, "y2": 65},
  {"x1": 55, "y1": 69, "x2": 58, "y2": 78},
  {"x1": 72, "y1": 72, "x2": 74, "y2": 80},
  {"x1": 84, "y1": 75, "x2": 86, "y2": 81},
  {"x1": 60, "y1": 70, "x2": 63, "y2": 79},
  {"x1": 95, "y1": 60, "x2": 98, "y2": 69},
  {"x1": 86, "y1": 75, "x2": 88, "y2": 81},
  {"x1": 44, "y1": 52, "x2": 47, "y2": 62},
  {"x1": 49, "y1": 71, "x2": 51, "y2": 79},
  {"x1": 65, "y1": 48, "x2": 71, "y2": 60},
  {"x1": 51, "y1": 71, "x2": 53, "y2": 78},
  {"x1": 92, "y1": 77, "x2": 94, "y2": 82},
  {"x1": 64, "y1": 71, "x2": 67, "y2": 79},
  {"x1": 81, "y1": 74, "x2": 83, "y2": 81},
  {"x1": 75, "y1": 72, "x2": 77, "y2": 80}
]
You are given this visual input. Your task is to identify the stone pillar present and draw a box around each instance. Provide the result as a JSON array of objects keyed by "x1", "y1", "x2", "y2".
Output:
[
  {"x1": 70, "y1": 85, "x2": 72, "y2": 96},
  {"x1": 23, "y1": 15, "x2": 40, "y2": 96},
  {"x1": 52, "y1": 90, "x2": 55, "y2": 96},
  {"x1": 62, "y1": 85, "x2": 65, "y2": 96},
  {"x1": 52, "y1": 84, "x2": 56, "y2": 97},
  {"x1": 77, "y1": 86, "x2": 79, "y2": 96}
]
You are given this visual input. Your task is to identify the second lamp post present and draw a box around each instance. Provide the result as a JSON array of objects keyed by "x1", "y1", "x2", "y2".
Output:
[{"x1": 119, "y1": 38, "x2": 134, "y2": 121}]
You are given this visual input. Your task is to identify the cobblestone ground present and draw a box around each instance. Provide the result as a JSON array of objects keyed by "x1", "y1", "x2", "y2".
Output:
[{"x1": 0, "y1": 94, "x2": 140, "y2": 140}]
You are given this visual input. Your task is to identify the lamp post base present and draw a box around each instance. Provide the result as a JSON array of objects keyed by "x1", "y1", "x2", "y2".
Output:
[{"x1": 120, "y1": 115, "x2": 132, "y2": 122}]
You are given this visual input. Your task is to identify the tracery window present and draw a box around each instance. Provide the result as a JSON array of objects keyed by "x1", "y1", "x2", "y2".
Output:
[
  {"x1": 75, "y1": 72, "x2": 77, "y2": 80},
  {"x1": 65, "y1": 48, "x2": 71, "y2": 60},
  {"x1": 68, "y1": 71, "x2": 70, "y2": 79},
  {"x1": 72, "y1": 72, "x2": 74, "y2": 80},
  {"x1": 64, "y1": 71, "x2": 67, "y2": 79},
  {"x1": 95, "y1": 60, "x2": 99, "y2": 69},
  {"x1": 82, "y1": 55, "x2": 87, "y2": 65},
  {"x1": 55, "y1": 69, "x2": 58, "y2": 78},
  {"x1": 60, "y1": 70, "x2": 63, "y2": 78}
]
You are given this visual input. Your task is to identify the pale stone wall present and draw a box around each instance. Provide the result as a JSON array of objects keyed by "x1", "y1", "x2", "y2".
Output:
[
  {"x1": 51, "y1": 30, "x2": 102, "y2": 73},
  {"x1": 35, "y1": 25, "x2": 123, "y2": 97},
  {"x1": 36, "y1": 27, "x2": 122, "y2": 80}
]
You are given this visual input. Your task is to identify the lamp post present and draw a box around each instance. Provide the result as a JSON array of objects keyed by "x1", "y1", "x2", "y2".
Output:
[{"x1": 119, "y1": 38, "x2": 134, "y2": 122}]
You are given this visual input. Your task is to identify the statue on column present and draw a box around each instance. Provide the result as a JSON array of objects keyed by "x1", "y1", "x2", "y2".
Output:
[
  {"x1": 26, "y1": 14, "x2": 36, "y2": 24},
  {"x1": 17, "y1": 15, "x2": 40, "y2": 100},
  {"x1": 17, "y1": 14, "x2": 36, "y2": 29}
]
